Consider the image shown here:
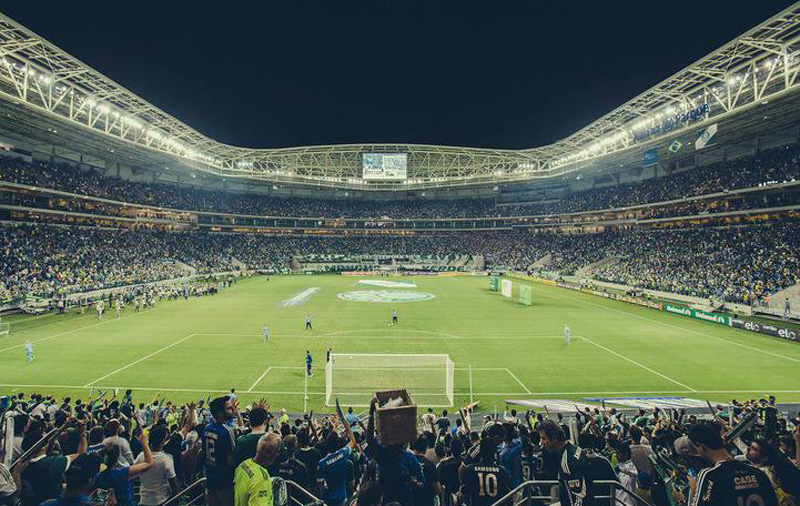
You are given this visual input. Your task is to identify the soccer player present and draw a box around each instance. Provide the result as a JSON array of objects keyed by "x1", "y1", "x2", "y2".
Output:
[
  {"x1": 391, "y1": 309, "x2": 398, "y2": 325},
  {"x1": 263, "y1": 324, "x2": 270, "y2": 343},
  {"x1": 563, "y1": 323, "x2": 571, "y2": 346},
  {"x1": 306, "y1": 351, "x2": 313, "y2": 377},
  {"x1": 96, "y1": 300, "x2": 104, "y2": 320},
  {"x1": 305, "y1": 314, "x2": 313, "y2": 331},
  {"x1": 25, "y1": 340, "x2": 34, "y2": 363},
  {"x1": 115, "y1": 298, "x2": 122, "y2": 319},
  {"x1": 784, "y1": 298, "x2": 791, "y2": 319}
]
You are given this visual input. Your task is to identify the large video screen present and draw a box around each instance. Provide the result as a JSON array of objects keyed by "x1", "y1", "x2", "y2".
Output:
[{"x1": 362, "y1": 153, "x2": 407, "y2": 180}]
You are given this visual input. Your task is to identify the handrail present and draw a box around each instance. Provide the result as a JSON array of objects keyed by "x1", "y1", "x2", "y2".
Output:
[
  {"x1": 489, "y1": 479, "x2": 656, "y2": 506},
  {"x1": 161, "y1": 477, "x2": 206, "y2": 506},
  {"x1": 285, "y1": 480, "x2": 325, "y2": 506}
]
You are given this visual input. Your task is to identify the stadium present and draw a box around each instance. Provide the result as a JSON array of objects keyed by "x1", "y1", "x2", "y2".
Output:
[{"x1": 1, "y1": 2, "x2": 800, "y2": 506}]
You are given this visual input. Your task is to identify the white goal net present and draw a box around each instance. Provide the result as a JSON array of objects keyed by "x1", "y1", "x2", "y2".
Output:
[
  {"x1": 326, "y1": 354, "x2": 455, "y2": 407},
  {"x1": 0, "y1": 317, "x2": 8, "y2": 336}
]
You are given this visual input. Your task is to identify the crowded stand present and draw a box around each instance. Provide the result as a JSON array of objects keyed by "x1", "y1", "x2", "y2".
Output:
[
  {"x1": 2, "y1": 219, "x2": 800, "y2": 305},
  {"x1": 1, "y1": 144, "x2": 799, "y2": 220},
  {"x1": 1, "y1": 391, "x2": 799, "y2": 506}
]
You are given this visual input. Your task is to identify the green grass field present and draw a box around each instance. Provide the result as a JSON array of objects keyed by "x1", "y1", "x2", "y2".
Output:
[{"x1": 2, "y1": 274, "x2": 800, "y2": 412}]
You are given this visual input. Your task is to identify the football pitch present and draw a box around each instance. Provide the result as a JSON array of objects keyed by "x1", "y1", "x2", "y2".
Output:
[{"x1": 2, "y1": 274, "x2": 800, "y2": 412}]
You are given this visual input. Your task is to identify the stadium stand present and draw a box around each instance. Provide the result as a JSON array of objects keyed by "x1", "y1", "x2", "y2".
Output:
[{"x1": 1, "y1": 392, "x2": 798, "y2": 506}]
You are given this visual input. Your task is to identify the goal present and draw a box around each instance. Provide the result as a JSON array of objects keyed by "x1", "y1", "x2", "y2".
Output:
[
  {"x1": 325, "y1": 354, "x2": 455, "y2": 407},
  {"x1": 0, "y1": 317, "x2": 8, "y2": 336}
]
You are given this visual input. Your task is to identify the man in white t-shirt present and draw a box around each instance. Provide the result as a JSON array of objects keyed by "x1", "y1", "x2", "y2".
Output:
[{"x1": 135, "y1": 424, "x2": 179, "y2": 505}]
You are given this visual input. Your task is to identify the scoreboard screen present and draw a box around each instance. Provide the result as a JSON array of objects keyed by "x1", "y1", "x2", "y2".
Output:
[{"x1": 362, "y1": 153, "x2": 407, "y2": 180}]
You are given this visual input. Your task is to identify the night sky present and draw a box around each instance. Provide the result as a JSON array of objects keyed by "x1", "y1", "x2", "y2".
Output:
[{"x1": 3, "y1": 1, "x2": 793, "y2": 149}]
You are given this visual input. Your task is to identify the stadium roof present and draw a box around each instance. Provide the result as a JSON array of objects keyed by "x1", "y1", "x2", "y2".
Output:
[{"x1": 1, "y1": 3, "x2": 800, "y2": 190}]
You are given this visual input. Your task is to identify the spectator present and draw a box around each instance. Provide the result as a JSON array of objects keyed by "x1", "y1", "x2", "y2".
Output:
[
  {"x1": 685, "y1": 423, "x2": 778, "y2": 506},
  {"x1": 135, "y1": 424, "x2": 179, "y2": 506},
  {"x1": 204, "y1": 396, "x2": 239, "y2": 506},
  {"x1": 234, "y1": 433, "x2": 283, "y2": 506},
  {"x1": 93, "y1": 431, "x2": 154, "y2": 506}
]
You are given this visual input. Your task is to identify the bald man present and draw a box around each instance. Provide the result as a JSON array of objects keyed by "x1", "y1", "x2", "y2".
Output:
[{"x1": 234, "y1": 433, "x2": 283, "y2": 506}]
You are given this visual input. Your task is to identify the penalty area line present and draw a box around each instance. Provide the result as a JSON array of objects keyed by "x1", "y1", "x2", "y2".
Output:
[
  {"x1": 505, "y1": 368, "x2": 532, "y2": 394},
  {"x1": 82, "y1": 333, "x2": 197, "y2": 388},
  {"x1": 578, "y1": 335, "x2": 697, "y2": 392},
  {"x1": 247, "y1": 367, "x2": 273, "y2": 393},
  {"x1": 2, "y1": 383, "x2": 800, "y2": 398}
]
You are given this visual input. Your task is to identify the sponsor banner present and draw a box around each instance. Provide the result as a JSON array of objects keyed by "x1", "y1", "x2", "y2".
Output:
[
  {"x1": 731, "y1": 318, "x2": 799, "y2": 342},
  {"x1": 489, "y1": 276, "x2": 499, "y2": 292},
  {"x1": 501, "y1": 279, "x2": 513, "y2": 298},
  {"x1": 356, "y1": 280, "x2": 417, "y2": 288},
  {"x1": 583, "y1": 397, "x2": 711, "y2": 410},
  {"x1": 643, "y1": 147, "x2": 659, "y2": 167},
  {"x1": 505, "y1": 399, "x2": 599, "y2": 413},
  {"x1": 343, "y1": 271, "x2": 377, "y2": 276},
  {"x1": 519, "y1": 284, "x2": 533, "y2": 306},
  {"x1": 632, "y1": 103, "x2": 710, "y2": 143},
  {"x1": 663, "y1": 303, "x2": 729, "y2": 325},
  {"x1": 695, "y1": 123, "x2": 718, "y2": 150},
  {"x1": 337, "y1": 290, "x2": 435, "y2": 303}
]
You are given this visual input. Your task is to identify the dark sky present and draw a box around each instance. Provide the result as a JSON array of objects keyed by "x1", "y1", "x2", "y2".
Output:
[{"x1": 3, "y1": 1, "x2": 794, "y2": 149}]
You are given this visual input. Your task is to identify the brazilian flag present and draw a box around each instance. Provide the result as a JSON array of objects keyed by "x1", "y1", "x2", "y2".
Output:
[{"x1": 668, "y1": 139, "x2": 683, "y2": 153}]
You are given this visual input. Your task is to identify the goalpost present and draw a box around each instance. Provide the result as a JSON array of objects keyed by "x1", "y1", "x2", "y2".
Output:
[
  {"x1": 0, "y1": 316, "x2": 9, "y2": 336},
  {"x1": 326, "y1": 354, "x2": 455, "y2": 407}
]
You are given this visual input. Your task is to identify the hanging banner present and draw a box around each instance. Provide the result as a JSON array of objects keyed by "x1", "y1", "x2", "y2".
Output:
[
  {"x1": 695, "y1": 123, "x2": 718, "y2": 150},
  {"x1": 642, "y1": 147, "x2": 659, "y2": 166},
  {"x1": 489, "y1": 276, "x2": 499, "y2": 292}
]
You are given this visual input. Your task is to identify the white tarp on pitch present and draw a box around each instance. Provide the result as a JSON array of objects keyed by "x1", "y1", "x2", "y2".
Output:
[
  {"x1": 356, "y1": 280, "x2": 417, "y2": 288},
  {"x1": 583, "y1": 397, "x2": 711, "y2": 410},
  {"x1": 505, "y1": 399, "x2": 599, "y2": 413}
]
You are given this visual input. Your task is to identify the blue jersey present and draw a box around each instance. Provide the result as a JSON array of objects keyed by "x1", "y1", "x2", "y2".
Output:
[
  {"x1": 317, "y1": 446, "x2": 352, "y2": 504},
  {"x1": 500, "y1": 439, "x2": 523, "y2": 487},
  {"x1": 203, "y1": 422, "x2": 237, "y2": 490},
  {"x1": 306, "y1": 355, "x2": 312, "y2": 366}
]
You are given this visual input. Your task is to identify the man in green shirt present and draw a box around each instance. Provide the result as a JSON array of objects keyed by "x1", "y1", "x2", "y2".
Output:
[
  {"x1": 234, "y1": 433, "x2": 283, "y2": 506},
  {"x1": 234, "y1": 407, "x2": 269, "y2": 466}
]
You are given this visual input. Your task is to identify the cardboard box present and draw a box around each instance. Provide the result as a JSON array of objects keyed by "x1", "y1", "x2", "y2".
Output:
[{"x1": 374, "y1": 389, "x2": 417, "y2": 446}]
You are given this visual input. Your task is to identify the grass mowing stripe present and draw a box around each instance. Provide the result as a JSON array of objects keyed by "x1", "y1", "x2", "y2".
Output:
[
  {"x1": 546, "y1": 285, "x2": 800, "y2": 364},
  {"x1": 0, "y1": 305, "x2": 168, "y2": 354},
  {"x1": 579, "y1": 336, "x2": 697, "y2": 392}
]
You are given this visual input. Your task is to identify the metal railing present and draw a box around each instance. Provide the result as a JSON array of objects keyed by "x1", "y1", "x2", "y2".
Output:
[
  {"x1": 490, "y1": 479, "x2": 656, "y2": 506},
  {"x1": 160, "y1": 477, "x2": 324, "y2": 506},
  {"x1": 162, "y1": 478, "x2": 207, "y2": 506},
  {"x1": 285, "y1": 480, "x2": 325, "y2": 506}
]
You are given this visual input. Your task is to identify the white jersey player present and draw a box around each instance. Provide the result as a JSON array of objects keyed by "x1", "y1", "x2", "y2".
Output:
[
  {"x1": 25, "y1": 340, "x2": 34, "y2": 363},
  {"x1": 563, "y1": 323, "x2": 571, "y2": 345},
  {"x1": 96, "y1": 300, "x2": 104, "y2": 319}
]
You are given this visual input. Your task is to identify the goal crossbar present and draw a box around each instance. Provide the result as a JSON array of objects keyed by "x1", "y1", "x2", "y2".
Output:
[{"x1": 326, "y1": 353, "x2": 455, "y2": 407}]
